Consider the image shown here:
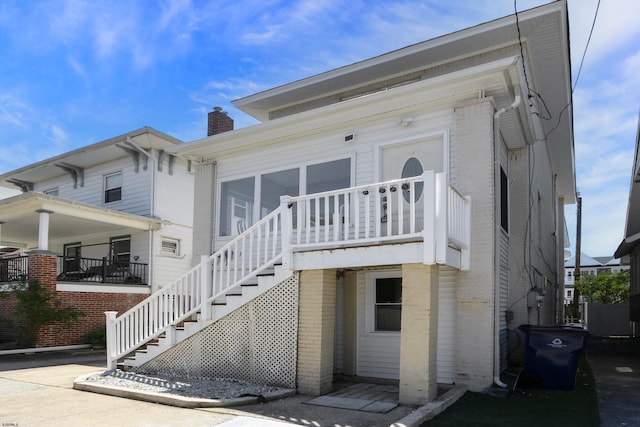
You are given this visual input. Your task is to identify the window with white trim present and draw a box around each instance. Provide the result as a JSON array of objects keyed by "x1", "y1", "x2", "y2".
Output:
[
  {"x1": 104, "y1": 172, "x2": 122, "y2": 203},
  {"x1": 373, "y1": 276, "x2": 402, "y2": 332},
  {"x1": 218, "y1": 158, "x2": 351, "y2": 237},
  {"x1": 161, "y1": 237, "x2": 180, "y2": 256}
]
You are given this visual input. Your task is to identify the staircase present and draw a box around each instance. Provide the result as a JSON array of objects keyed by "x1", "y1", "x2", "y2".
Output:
[
  {"x1": 105, "y1": 173, "x2": 471, "y2": 370},
  {"x1": 106, "y1": 208, "x2": 291, "y2": 370}
]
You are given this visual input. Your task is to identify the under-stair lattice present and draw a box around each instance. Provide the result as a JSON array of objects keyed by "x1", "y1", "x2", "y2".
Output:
[{"x1": 134, "y1": 274, "x2": 299, "y2": 388}]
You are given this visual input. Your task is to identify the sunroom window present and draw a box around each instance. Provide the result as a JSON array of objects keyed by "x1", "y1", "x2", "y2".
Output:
[
  {"x1": 218, "y1": 158, "x2": 351, "y2": 237},
  {"x1": 220, "y1": 177, "x2": 254, "y2": 237}
]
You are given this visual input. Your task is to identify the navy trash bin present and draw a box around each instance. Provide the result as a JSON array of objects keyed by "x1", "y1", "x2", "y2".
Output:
[{"x1": 519, "y1": 325, "x2": 589, "y2": 390}]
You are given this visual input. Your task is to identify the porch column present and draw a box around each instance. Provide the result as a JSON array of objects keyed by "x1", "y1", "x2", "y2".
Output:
[
  {"x1": 399, "y1": 263, "x2": 439, "y2": 405},
  {"x1": 36, "y1": 209, "x2": 53, "y2": 251},
  {"x1": 297, "y1": 269, "x2": 336, "y2": 395}
]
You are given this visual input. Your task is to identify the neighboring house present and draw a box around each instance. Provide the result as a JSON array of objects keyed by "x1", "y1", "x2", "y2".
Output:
[
  {"x1": 615, "y1": 112, "x2": 640, "y2": 332},
  {"x1": 104, "y1": 1, "x2": 575, "y2": 405},
  {"x1": 564, "y1": 253, "x2": 630, "y2": 304},
  {"x1": 0, "y1": 127, "x2": 195, "y2": 346}
]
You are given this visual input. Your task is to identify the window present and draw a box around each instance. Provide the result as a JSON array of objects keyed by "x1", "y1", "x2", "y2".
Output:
[
  {"x1": 161, "y1": 238, "x2": 180, "y2": 256},
  {"x1": 500, "y1": 166, "x2": 508, "y2": 232},
  {"x1": 306, "y1": 159, "x2": 351, "y2": 225},
  {"x1": 110, "y1": 235, "x2": 130, "y2": 267},
  {"x1": 104, "y1": 172, "x2": 122, "y2": 203},
  {"x1": 374, "y1": 277, "x2": 402, "y2": 332},
  {"x1": 44, "y1": 188, "x2": 59, "y2": 196},
  {"x1": 220, "y1": 177, "x2": 255, "y2": 236},
  {"x1": 63, "y1": 242, "x2": 81, "y2": 272},
  {"x1": 401, "y1": 157, "x2": 424, "y2": 203},
  {"x1": 261, "y1": 169, "x2": 299, "y2": 218},
  {"x1": 218, "y1": 158, "x2": 351, "y2": 237}
]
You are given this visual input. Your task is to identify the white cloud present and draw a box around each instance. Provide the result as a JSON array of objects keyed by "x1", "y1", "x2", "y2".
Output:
[{"x1": 0, "y1": 93, "x2": 28, "y2": 127}]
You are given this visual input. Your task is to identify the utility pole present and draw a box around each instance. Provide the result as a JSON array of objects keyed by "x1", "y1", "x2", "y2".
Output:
[{"x1": 572, "y1": 195, "x2": 582, "y2": 318}]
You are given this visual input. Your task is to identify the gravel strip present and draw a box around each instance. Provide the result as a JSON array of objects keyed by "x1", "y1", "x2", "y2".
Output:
[{"x1": 84, "y1": 369, "x2": 282, "y2": 400}]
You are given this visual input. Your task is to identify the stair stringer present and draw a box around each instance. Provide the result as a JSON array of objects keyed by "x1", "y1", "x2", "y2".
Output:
[{"x1": 121, "y1": 265, "x2": 294, "y2": 368}]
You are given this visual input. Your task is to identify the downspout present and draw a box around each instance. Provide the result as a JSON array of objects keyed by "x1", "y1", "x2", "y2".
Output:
[
  {"x1": 125, "y1": 137, "x2": 156, "y2": 289},
  {"x1": 492, "y1": 85, "x2": 522, "y2": 388}
]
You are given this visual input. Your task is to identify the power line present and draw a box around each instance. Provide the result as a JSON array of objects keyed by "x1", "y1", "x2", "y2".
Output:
[{"x1": 544, "y1": 0, "x2": 601, "y2": 139}]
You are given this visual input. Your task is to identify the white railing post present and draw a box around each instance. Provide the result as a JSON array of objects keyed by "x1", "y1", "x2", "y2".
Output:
[
  {"x1": 422, "y1": 171, "x2": 436, "y2": 264},
  {"x1": 280, "y1": 197, "x2": 293, "y2": 270},
  {"x1": 104, "y1": 311, "x2": 118, "y2": 370},
  {"x1": 435, "y1": 172, "x2": 448, "y2": 264},
  {"x1": 461, "y1": 194, "x2": 472, "y2": 270},
  {"x1": 200, "y1": 255, "x2": 212, "y2": 321}
]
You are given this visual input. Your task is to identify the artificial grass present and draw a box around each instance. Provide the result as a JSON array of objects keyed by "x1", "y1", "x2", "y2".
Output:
[{"x1": 425, "y1": 355, "x2": 599, "y2": 427}]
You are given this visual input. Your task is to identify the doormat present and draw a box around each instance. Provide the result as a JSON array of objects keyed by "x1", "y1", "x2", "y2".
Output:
[{"x1": 304, "y1": 383, "x2": 399, "y2": 413}]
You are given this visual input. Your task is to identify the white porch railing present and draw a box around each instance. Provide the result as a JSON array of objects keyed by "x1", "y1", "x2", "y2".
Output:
[
  {"x1": 280, "y1": 171, "x2": 471, "y2": 269},
  {"x1": 106, "y1": 171, "x2": 470, "y2": 368}
]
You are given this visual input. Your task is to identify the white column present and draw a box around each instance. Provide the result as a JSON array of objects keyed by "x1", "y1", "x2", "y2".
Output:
[
  {"x1": 0, "y1": 221, "x2": 4, "y2": 246},
  {"x1": 36, "y1": 209, "x2": 53, "y2": 251}
]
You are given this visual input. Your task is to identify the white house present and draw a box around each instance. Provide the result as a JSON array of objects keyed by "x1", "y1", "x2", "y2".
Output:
[
  {"x1": 0, "y1": 127, "x2": 195, "y2": 346},
  {"x1": 103, "y1": 1, "x2": 575, "y2": 405},
  {"x1": 564, "y1": 253, "x2": 630, "y2": 305},
  {"x1": 615, "y1": 112, "x2": 640, "y2": 332}
]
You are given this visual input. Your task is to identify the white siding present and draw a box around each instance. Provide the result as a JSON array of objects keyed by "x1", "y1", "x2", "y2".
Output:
[
  {"x1": 33, "y1": 156, "x2": 152, "y2": 217},
  {"x1": 356, "y1": 269, "x2": 401, "y2": 380},
  {"x1": 437, "y1": 267, "x2": 457, "y2": 384},
  {"x1": 210, "y1": 105, "x2": 456, "y2": 249}
]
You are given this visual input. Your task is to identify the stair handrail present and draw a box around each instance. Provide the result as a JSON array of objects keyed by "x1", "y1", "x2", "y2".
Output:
[{"x1": 106, "y1": 207, "x2": 284, "y2": 368}]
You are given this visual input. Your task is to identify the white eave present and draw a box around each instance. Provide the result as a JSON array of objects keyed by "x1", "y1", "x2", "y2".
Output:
[
  {"x1": 0, "y1": 192, "x2": 162, "y2": 247},
  {"x1": 0, "y1": 127, "x2": 183, "y2": 190}
]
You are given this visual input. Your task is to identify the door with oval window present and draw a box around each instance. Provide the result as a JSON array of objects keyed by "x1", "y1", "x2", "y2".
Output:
[{"x1": 380, "y1": 135, "x2": 445, "y2": 234}]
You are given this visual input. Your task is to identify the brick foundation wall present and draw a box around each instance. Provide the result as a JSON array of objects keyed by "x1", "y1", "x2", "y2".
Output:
[
  {"x1": 35, "y1": 291, "x2": 147, "y2": 347},
  {"x1": 7, "y1": 252, "x2": 148, "y2": 348},
  {"x1": 0, "y1": 294, "x2": 18, "y2": 342}
]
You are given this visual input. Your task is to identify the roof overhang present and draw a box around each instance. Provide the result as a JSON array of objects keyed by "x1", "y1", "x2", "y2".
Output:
[
  {"x1": 187, "y1": 1, "x2": 574, "y2": 204},
  {"x1": 0, "y1": 127, "x2": 183, "y2": 191},
  {"x1": 170, "y1": 56, "x2": 520, "y2": 157},
  {"x1": 614, "y1": 113, "x2": 640, "y2": 258},
  {"x1": 0, "y1": 192, "x2": 162, "y2": 248}
]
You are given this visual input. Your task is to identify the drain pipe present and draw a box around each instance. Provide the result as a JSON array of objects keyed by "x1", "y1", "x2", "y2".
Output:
[{"x1": 492, "y1": 85, "x2": 521, "y2": 388}]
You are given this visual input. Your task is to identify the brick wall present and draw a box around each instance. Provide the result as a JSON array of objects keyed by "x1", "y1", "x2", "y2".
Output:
[
  {"x1": 297, "y1": 269, "x2": 336, "y2": 395},
  {"x1": 4, "y1": 252, "x2": 147, "y2": 348},
  {"x1": 35, "y1": 291, "x2": 146, "y2": 347},
  {"x1": 0, "y1": 294, "x2": 18, "y2": 342},
  {"x1": 453, "y1": 99, "x2": 496, "y2": 391}
]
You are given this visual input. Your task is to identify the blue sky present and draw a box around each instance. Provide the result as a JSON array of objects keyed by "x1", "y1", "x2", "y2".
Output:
[{"x1": 0, "y1": 0, "x2": 638, "y2": 258}]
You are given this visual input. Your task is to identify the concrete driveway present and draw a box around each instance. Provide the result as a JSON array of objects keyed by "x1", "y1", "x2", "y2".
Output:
[
  {"x1": 0, "y1": 350, "x2": 421, "y2": 427},
  {"x1": 587, "y1": 336, "x2": 640, "y2": 427}
]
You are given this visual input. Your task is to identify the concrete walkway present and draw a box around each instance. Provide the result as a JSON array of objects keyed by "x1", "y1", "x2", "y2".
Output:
[
  {"x1": 587, "y1": 336, "x2": 640, "y2": 427},
  {"x1": 0, "y1": 349, "x2": 464, "y2": 426}
]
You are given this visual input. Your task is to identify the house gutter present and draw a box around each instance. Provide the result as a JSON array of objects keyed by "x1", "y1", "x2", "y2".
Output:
[{"x1": 492, "y1": 84, "x2": 521, "y2": 388}]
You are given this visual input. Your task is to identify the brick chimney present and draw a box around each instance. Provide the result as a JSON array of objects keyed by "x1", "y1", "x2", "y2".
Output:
[{"x1": 207, "y1": 106, "x2": 234, "y2": 136}]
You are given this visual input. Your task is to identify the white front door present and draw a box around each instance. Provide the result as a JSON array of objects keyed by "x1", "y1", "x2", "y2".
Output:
[{"x1": 379, "y1": 135, "x2": 445, "y2": 234}]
